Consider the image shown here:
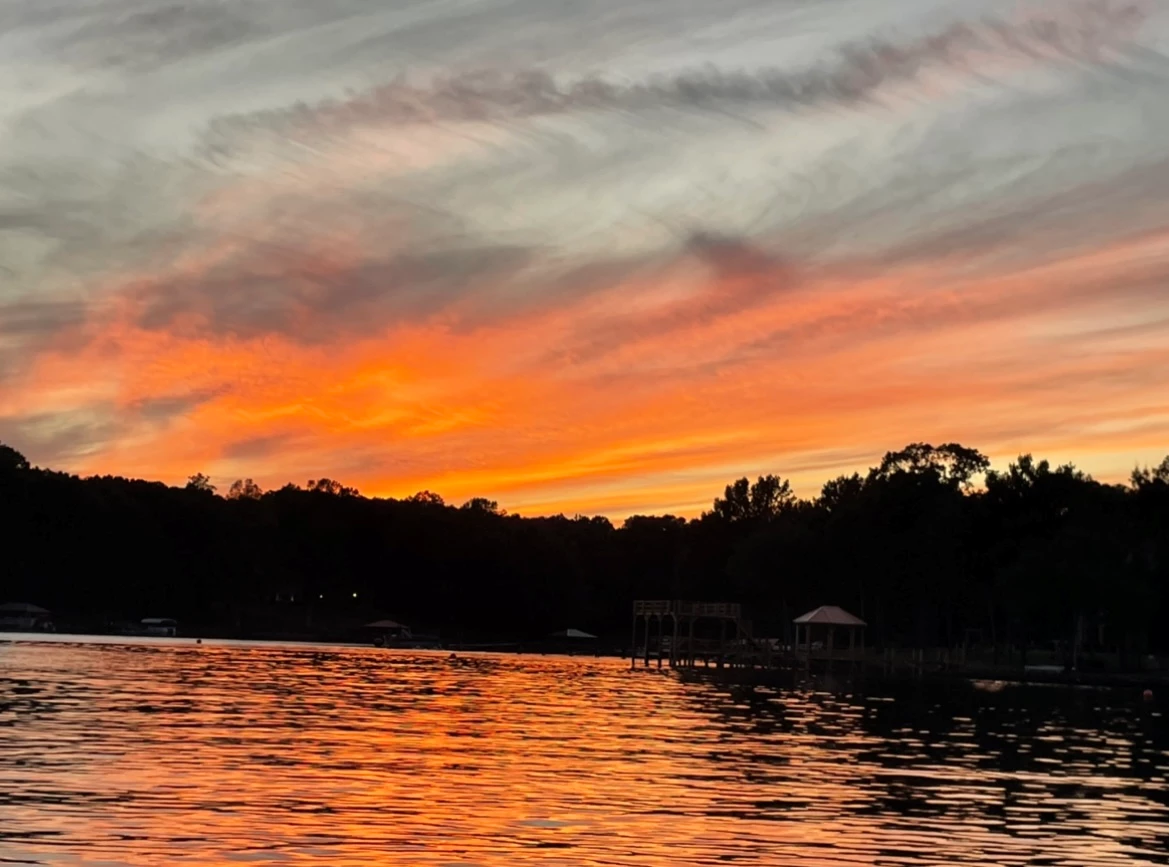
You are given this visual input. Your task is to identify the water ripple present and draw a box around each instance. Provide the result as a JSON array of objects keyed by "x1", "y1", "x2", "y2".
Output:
[{"x1": 0, "y1": 638, "x2": 1166, "y2": 865}]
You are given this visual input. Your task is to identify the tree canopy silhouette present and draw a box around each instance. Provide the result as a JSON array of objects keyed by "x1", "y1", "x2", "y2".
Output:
[
  {"x1": 0, "y1": 439, "x2": 1165, "y2": 657},
  {"x1": 869, "y1": 442, "x2": 990, "y2": 489},
  {"x1": 0, "y1": 444, "x2": 30, "y2": 473},
  {"x1": 227, "y1": 478, "x2": 264, "y2": 500},
  {"x1": 711, "y1": 474, "x2": 795, "y2": 523},
  {"x1": 185, "y1": 473, "x2": 216, "y2": 494}
]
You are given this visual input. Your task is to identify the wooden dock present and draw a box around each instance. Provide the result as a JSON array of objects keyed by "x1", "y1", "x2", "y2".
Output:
[
  {"x1": 631, "y1": 600, "x2": 791, "y2": 670},
  {"x1": 631, "y1": 601, "x2": 1169, "y2": 686},
  {"x1": 630, "y1": 600, "x2": 969, "y2": 676}
]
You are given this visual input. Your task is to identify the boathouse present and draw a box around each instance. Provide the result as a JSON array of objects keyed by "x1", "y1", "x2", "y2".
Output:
[
  {"x1": 0, "y1": 602, "x2": 54, "y2": 632},
  {"x1": 630, "y1": 600, "x2": 761, "y2": 668}
]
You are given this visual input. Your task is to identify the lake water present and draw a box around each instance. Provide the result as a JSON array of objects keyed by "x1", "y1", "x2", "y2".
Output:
[{"x1": 2, "y1": 637, "x2": 1168, "y2": 866}]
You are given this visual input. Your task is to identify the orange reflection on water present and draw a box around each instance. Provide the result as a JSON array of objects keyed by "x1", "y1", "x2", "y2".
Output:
[{"x1": 1, "y1": 639, "x2": 1167, "y2": 866}]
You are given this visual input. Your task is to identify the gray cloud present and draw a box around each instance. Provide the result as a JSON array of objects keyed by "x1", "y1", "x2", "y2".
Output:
[
  {"x1": 0, "y1": 299, "x2": 89, "y2": 383},
  {"x1": 836, "y1": 153, "x2": 1169, "y2": 273},
  {"x1": 0, "y1": 299, "x2": 86, "y2": 338},
  {"x1": 220, "y1": 433, "x2": 293, "y2": 461},
  {"x1": 126, "y1": 238, "x2": 535, "y2": 342},
  {"x1": 2, "y1": 0, "x2": 1168, "y2": 362},
  {"x1": 538, "y1": 233, "x2": 799, "y2": 366},
  {"x1": 0, "y1": 409, "x2": 118, "y2": 467},
  {"x1": 128, "y1": 389, "x2": 226, "y2": 422},
  {"x1": 43, "y1": 2, "x2": 265, "y2": 71},
  {"x1": 208, "y1": 3, "x2": 1151, "y2": 146},
  {"x1": 0, "y1": 389, "x2": 228, "y2": 468}
]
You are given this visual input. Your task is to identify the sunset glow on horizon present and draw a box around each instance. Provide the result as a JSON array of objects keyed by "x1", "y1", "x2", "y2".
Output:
[{"x1": 3, "y1": 0, "x2": 1169, "y2": 517}]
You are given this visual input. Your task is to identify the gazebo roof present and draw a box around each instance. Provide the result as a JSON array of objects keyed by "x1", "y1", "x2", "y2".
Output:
[
  {"x1": 548, "y1": 628, "x2": 597, "y2": 639},
  {"x1": 793, "y1": 605, "x2": 866, "y2": 627},
  {"x1": 364, "y1": 619, "x2": 408, "y2": 630}
]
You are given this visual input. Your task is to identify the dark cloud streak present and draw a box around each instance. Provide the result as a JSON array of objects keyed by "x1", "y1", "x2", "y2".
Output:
[
  {"x1": 127, "y1": 239, "x2": 535, "y2": 342},
  {"x1": 209, "y1": 1, "x2": 1149, "y2": 147}
]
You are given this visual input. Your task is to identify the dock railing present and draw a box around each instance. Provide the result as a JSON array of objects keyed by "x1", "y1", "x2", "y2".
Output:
[{"x1": 633, "y1": 600, "x2": 742, "y2": 619}]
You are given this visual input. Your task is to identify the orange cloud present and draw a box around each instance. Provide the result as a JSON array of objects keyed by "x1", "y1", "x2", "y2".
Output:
[{"x1": 5, "y1": 223, "x2": 1169, "y2": 518}]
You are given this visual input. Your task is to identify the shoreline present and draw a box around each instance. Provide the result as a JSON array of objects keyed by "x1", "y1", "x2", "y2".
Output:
[
  {"x1": 0, "y1": 630, "x2": 628, "y2": 660},
  {"x1": 5, "y1": 632, "x2": 1165, "y2": 693}
]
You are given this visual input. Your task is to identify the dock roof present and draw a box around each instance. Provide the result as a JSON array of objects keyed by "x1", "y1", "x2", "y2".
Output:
[{"x1": 0, "y1": 602, "x2": 50, "y2": 615}]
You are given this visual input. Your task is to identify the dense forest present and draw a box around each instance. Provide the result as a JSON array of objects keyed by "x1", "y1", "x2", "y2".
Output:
[{"x1": 1, "y1": 441, "x2": 1167, "y2": 654}]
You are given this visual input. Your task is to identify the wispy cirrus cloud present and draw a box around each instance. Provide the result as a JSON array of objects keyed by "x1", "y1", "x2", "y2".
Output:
[{"x1": 2, "y1": 0, "x2": 1168, "y2": 512}]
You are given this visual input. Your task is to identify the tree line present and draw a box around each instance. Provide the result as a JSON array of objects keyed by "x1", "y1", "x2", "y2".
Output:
[{"x1": 1, "y1": 441, "x2": 1166, "y2": 654}]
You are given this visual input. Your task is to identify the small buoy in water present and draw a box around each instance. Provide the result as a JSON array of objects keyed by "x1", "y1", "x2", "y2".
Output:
[
  {"x1": 449, "y1": 652, "x2": 457, "y2": 659},
  {"x1": 1143, "y1": 688, "x2": 1154, "y2": 702},
  {"x1": 196, "y1": 638, "x2": 202, "y2": 644}
]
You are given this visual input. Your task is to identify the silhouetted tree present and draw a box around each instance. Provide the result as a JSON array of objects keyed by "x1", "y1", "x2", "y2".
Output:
[
  {"x1": 870, "y1": 442, "x2": 990, "y2": 489},
  {"x1": 0, "y1": 443, "x2": 30, "y2": 473},
  {"x1": 817, "y1": 473, "x2": 865, "y2": 512},
  {"x1": 1132, "y1": 456, "x2": 1169, "y2": 489},
  {"x1": 185, "y1": 473, "x2": 216, "y2": 494},
  {"x1": 227, "y1": 478, "x2": 264, "y2": 500},
  {"x1": 461, "y1": 497, "x2": 503, "y2": 514},
  {"x1": 711, "y1": 474, "x2": 794, "y2": 522},
  {"x1": 306, "y1": 478, "x2": 359, "y2": 496}
]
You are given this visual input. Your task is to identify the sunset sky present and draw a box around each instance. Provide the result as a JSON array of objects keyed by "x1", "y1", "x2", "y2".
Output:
[{"x1": 2, "y1": 0, "x2": 1168, "y2": 517}]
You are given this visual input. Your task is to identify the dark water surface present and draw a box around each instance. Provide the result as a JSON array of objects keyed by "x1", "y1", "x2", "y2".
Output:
[{"x1": 2, "y1": 637, "x2": 1167, "y2": 865}]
